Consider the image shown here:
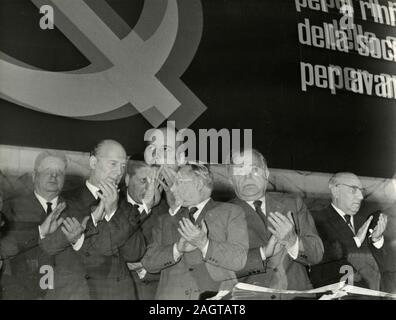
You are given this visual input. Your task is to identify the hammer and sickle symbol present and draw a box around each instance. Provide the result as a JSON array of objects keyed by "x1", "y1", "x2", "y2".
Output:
[{"x1": 0, "y1": 0, "x2": 206, "y2": 128}]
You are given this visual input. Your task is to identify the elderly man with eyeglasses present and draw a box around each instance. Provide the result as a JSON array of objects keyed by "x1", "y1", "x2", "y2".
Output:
[
  {"x1": 310, "y1": 172, "x2": 387, "y2": 291},
  {"x1": 228, "y1": 148, "x2": 323, "y2": 299}
]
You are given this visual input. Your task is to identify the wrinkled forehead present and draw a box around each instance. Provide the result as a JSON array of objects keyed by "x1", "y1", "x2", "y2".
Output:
[
  {"x1": 37, "y1": 156, "x2": 66, "y2": 171},
  {"x1": 134, "y1": 166, "x2": 153, "y2": 178},
  {"x1": 335, "y1": 174, "x2": 363, "y2": 188},
  {"x1": 97, "y1": 144, "x2": 127, "y2": 161},
  {"x1": 177, "y1": 166, "x2": 196, "y2": 180},
  {"x1": 231, "y1": 151, "x2": 265, "y2": 168}
]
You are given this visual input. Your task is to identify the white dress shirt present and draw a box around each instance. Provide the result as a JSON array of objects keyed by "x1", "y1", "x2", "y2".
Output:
[
  {"x1": 246, "y1": 197, "x2": 299, "y2": 261},
  {"x1": 171, "y1": 198, "x2": 211, "y2": 261},
  {"x1": 331, "y1": 203, "x2": 384, "y2": 249}
]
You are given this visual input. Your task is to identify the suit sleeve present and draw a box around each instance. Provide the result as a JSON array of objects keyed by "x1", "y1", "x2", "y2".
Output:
[
  {"x1": 80, "y1": 204, "x2": 137, "y2": 256},
  {"x1": 39, "y1": 203, "x2": 99, "y2": 255},
  {"x1": 235, "y1": 247, "x2": 267, "y2": 278},
  {"x1": 141, "y1": 216, "x2": 178, "y2": 273},
  {"x1": 203, "y1": 206, "x2": 249, "y2": 271},
  {"x1": 1, "y1": 203, "x2": 40, "y2": 258},
  {"x1": 292, "y1": 197, "x2": 324, "y2": 266},
  {"x1": 119, "y1": 213, "x2": 146, "y2": 262}
]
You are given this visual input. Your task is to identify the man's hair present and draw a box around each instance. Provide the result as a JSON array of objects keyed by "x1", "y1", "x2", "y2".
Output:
[
  {"x1": 126, "y1": 160, "x2": 150, "y2": 177},
  {"x1": 184, "y1": 163, "x2": 214, "y2": 191},
  {"x1": 230, "y1": 148, "x2": 268, "y2": 168},
  {"x1": 34, "y1": 150, "x2": 68, "y2": 172},
  {"x1": 90, "y1": 139, "x2": 126, "y2": 157},
  {"x1": 328, "y1": 172, "x2": 356, "y2": 189}
]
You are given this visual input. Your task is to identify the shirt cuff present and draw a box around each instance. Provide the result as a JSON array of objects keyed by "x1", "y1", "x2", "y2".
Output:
[
  {"x1": 105, "y1": 209, "x2": 116, "y2": 222},
  {"x1": 372, "y1": 236, "x2": 384, "y2": 249},
  {"x1": 353, "y1": 236, "x2": 362, "y2": 248},
  {"x1": 38, "y1": 225, "x2": 45, "y2": 240},
  {"x1": 287, "y1": 237, "x2": 299, "y2": 260},
  {"x1": 72, "y1": 234, "x2": 85, "y2": 251},
  {"x1": 173, "y1": 243, "x2": 182, "y2": 261},
  {"x1": 260, "y1": 246, "x2": 266, "y2": 261},
  {"x1": 201, "y1": 240, "x2": 209, "y2": 258}
]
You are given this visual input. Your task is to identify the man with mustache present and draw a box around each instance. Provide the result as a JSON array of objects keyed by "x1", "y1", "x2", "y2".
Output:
[
  {"x1": 40, "y1": 140, "x2": 146, "y2": 299},
  {"x1": 310, "y1": 172, "x2": 387, "y2": 290},
  {"x1": 229, "y1": 148, "x2": 323, "y2": 299}
]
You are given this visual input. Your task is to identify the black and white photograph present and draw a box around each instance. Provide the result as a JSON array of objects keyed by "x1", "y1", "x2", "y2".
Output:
[{"x1": 0, "y1": 0, "x2": 395, "y2": 307}]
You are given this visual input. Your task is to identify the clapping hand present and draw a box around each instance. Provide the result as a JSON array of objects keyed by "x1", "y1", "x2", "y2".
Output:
[
  {"x1": 177, "y1": 218, "x2": 209, "y2": 252},
  {"x1": 40, "y1": 202, "x2": 67, "y2": 238},
  {"x1": 61, "y1": 216, "x2": 90, "y2": 244},
  {"x1": 268, "y1": 211, "x2": 298, "y2": 248},
  {"x1": 371, "y1": 213, "x2": 388, "y2": 242},
  {"x1": 98, "y1": 179, "x2": 119, "y2": 216}
]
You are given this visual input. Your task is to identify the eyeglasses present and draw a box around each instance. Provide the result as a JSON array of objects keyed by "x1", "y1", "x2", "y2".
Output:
[{"x1": 336, "y1": 183, "x2": 365, "y2": 195}]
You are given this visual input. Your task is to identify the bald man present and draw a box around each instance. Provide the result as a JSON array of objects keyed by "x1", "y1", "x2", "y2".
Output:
[
  {"x1": 310, "y1": 172, "x2": 387, "y2": 290},
  {"x1": 40, "y1": 140, "x2": 146, "y2": 299}
]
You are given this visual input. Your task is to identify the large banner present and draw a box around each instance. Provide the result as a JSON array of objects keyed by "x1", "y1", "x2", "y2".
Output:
[{"x1": 0, "y1": 0, "x2": 395, "y2": 178}]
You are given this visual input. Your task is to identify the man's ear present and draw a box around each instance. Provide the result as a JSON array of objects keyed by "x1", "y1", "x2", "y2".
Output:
[
  {"x1": 125, "y1": 174, "x2": 130, "y2": 187},
  {"x1": 89, "y1": 155, "x2": 97, "y2": 170},
  {"x1": 329, "y1": 185, "x2": 338, "y2": 199},
  {"x1": 32, "y1": 171, "x2": 36, "y2": 184},
  {"x1": 264, "y1": 167, "x2": 270, "y2": 180}
]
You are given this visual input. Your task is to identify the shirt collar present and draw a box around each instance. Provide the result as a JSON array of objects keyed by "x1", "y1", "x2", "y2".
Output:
[
  {"x1": 170, "y1": 197, "x2": 211, "y2": 218},
  {"x1": 86, "y1": 180, "x2": 101, "y2": 199},
  {"x1": 247, "y1": 196, "x2": 266, "y2": 213},
  {"x1": 331, "y1": 203, "x2": 354, "y2": 225},
  {"x1": 34, "y1": 192, "x2": 58, "y2": 212},
  {"x1": 127, "y1": 193, "x2": 148, "y2": 215}
]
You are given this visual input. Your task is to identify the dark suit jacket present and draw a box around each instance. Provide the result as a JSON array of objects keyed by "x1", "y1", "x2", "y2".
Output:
[
  {"x1": 0, "y1": 193, "x2": 57, "y2": 299},
  {"x1": 373, "y1": 202, "x2": 396, "y2": 293},
  {"x1": 39, "y1": 185, "x2": 146, "y2": 299},
  {"x1": 231, "y1": 193, "x2": 323, "y2": 299},
  {"x1": 310, "y1": 205, "x2": 381, "y2": 290},
  {"x1": 142, "y1": 199, "x2": 249, "y2": 300},
  {"x1": 127, "y1": 196, "x2": 168, "y2": 300}
]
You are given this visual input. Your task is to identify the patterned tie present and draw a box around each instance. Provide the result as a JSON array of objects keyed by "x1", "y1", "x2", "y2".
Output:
[
  {"x1": 344, "y1": 214, "x2": 355, "y2": 233},
  {"x1": 253, "y1": 200, "x2": 267, "y2": 228},
  {"x1": 46, "y1": 202, "x2": 53, "y2": 215},
  {"x1": 188, "y1": 207, "x2": 198, "y2": 224}
]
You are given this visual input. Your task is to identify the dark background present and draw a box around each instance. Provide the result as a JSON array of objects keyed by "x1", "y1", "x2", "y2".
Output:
[{"x1": 0, "y1": 0, "x2": 395, "y2": 178}]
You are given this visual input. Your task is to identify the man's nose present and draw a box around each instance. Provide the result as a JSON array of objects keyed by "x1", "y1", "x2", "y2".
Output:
[
  {"x1": 114, "y1": 164, "x2": 123, "y2": 176},
  {"x1": 49, "y1": 171, "x2": 58, "y2": 178},
  {"x1": 355, "y1": 189, "x2": 364, "y2": 200}
]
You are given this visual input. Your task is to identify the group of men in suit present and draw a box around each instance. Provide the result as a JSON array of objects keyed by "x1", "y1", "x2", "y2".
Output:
[{"x1": 0, "y1": 133, "x2": 393, "y2": 299}]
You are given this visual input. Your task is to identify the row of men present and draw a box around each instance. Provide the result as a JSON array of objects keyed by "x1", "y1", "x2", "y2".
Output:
[{"x1": 0, "y1": 139, "x2": 393, "y2": 299}]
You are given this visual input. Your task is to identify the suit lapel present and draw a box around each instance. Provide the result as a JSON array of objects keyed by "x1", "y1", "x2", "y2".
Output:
[
  {"x1": 326, "y1": 206, "x2": 357, "y2": 244},
  {"x1": 29, "y1": 193, "x2": 47, "y2": 223},
  {"x1": 195, "y1": 199, "x2": 217, "y2": 225},
  {"x1": 233, "y1": 197, "x2": 272, "y2": 243}
]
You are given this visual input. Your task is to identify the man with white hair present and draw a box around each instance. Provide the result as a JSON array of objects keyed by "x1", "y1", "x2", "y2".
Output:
[
  {"x1": 310, "y1": 172, "x2": 387, "y2": 290},
  {"x1": 0, "y1": 150, "x2": 69, "y2": 299},
  {"x1": 142, "y1": 164, "x2": 249, "y2": 299}
]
